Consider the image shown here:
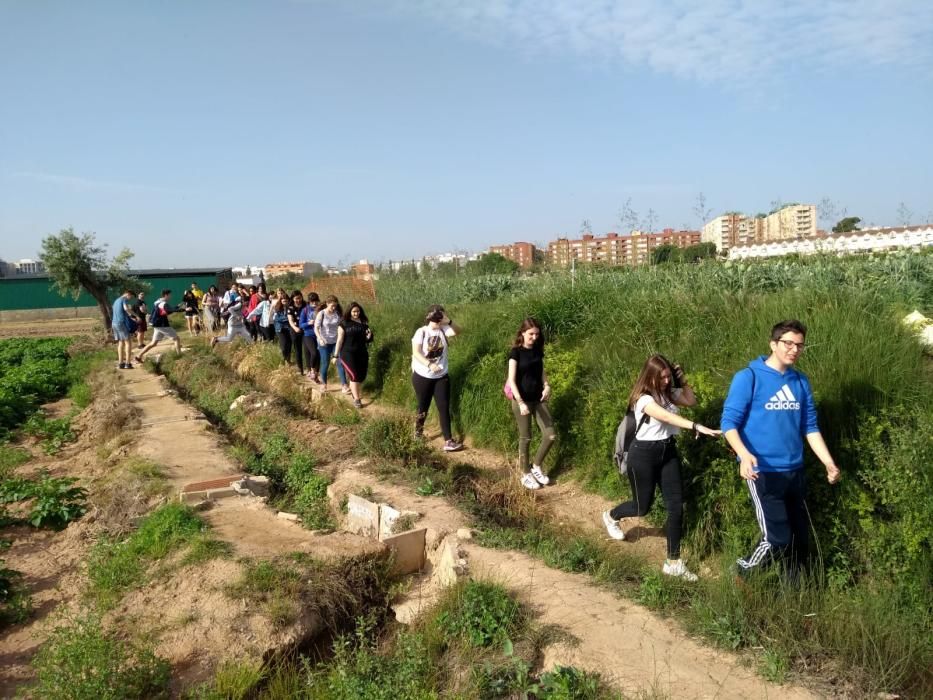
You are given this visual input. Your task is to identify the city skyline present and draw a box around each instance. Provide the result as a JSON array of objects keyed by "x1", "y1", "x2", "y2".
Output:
[{"x1": 1, "y1": 1, "x2": 932, "y2": 268}]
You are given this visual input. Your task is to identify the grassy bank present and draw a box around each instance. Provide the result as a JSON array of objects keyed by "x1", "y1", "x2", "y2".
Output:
[
  {"x1": 167, "y1": 340, "x2": 931, "y2": 696},
  {"x1": 364, "y1": 256, "x2": 932, "y2": 604}
]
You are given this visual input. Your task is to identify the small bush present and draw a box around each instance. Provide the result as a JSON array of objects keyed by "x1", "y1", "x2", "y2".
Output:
[
  {"x1": 27, "y1": 615, "x2": 170, "y2": 699},
  {"x1": 22, "y1": 412, "x2": 76, "y2": 454},
  {"x1": 357, "y1": 416, "x2": 432, "y2": 466},
  {"x1": 437, "y1": 581, "x2": 523, "y2": 649},
  {"x1": 535, "y1": 665, "x2": 605, "y2": 700},
  {"x1": 295, "y1": 473, "x2": 334, "y2": 530},
  {"x1": 305, "y1": 618, "x2": 437, "y2": 700},
  {"x1": 0, "y1": 472, "x2": 87, "y2": 529},
  {"x1": 187, "y1": 661, "x2": 264, "y2": 700}
]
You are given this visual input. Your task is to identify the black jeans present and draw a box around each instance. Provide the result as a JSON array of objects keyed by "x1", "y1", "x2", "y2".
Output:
[
  {"x1": 610, "y1": 438, "x2": 684, "y2": 559},
  {"x1": 303, "y1": 336, "x2": 319, "y2": 376},
  {"x1": 291, "y1": 330, "x2": 305, "y2": 373},
  {"x1": 278, "y1": 329, "x2": 292, "y2": 364},
  {"x1": 412, "y1": 373, "x2": 452, "y2": 440}
]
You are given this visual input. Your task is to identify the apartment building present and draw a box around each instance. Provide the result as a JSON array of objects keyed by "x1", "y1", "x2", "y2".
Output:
[
  {"x1": 703, "y1": 204, "x2": 816, "y2": 252},
  {"x1": 702, "y1": 214, "x2": 761, "y2": 252},
  {"x1": 264, "y1": 261, "x2": 324, "y2": 278},
  {"x1": 488, "y1": 241, "x2": 537, "y2": 269},
  {"x1": 546, "y1": 230, "x2": 701, "y2": 267},
  {"x1": 763, "y1": 204, "x2": 816, "y2": 241}
]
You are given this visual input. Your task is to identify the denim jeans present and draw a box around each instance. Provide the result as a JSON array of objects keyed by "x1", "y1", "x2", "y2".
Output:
[{"x1": 318, "y1": 342, "x2": 347, "y2": 385}]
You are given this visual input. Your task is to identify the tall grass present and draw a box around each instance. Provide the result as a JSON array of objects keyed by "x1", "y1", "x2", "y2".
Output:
[{"x1": 366, "y1": 252, "x2": 933, "y2": 695}]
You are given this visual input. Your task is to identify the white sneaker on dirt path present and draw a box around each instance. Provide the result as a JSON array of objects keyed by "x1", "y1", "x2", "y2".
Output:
[
  {"x1": 602, "y1": 511, "x2": 625, "y2": 540},
  {"x1": 521, "y1": 472, "x2": 541, "y2": 490},
  {"x1": 663, "y1": 559, "x2": 698, "y2": 582},
  {"x1": 443, "y1": 439, "x2": 463, "y2": 452},
  {"x1": 530, "y1": 465, "x2": 550, "y2": 485}
]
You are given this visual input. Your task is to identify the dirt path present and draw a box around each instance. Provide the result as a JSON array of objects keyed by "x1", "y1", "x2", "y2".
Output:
[
  {"x1": 321, "y1": 386, "x2": 668, "y2": 562},
  {"x1": 119, "y1": 369, "x2": 378, "y2": 562},
  {"x1": 327, "y1": 463, "x2": 817, "y2": 700}
]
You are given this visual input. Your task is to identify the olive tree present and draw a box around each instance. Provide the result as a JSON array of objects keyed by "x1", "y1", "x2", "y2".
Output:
[{"x1": 40, "y1": 227, "x2": 145, "y2": 330}]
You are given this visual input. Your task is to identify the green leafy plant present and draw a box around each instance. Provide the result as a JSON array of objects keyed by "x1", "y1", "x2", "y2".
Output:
[
  {"x1": 27, "y1": 614, "x2": 170, "y2": 699},
  {"x1": 437, "y1": 581, "x2": 523, "y2": 649},
  {"x1": 0, "y1": 473, "x2": 87, "y2": 529}
]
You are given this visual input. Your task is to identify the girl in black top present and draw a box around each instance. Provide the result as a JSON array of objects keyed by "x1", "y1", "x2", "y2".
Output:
[
  {"x1": 182, "y1": 290, "x2": 200, "y2": 336},
  {"x1": 505, "y1": 317, "x2": 555, "y2": 490},
  {"x1": 335, "y1": 302, "x2": 373, "y2": 409},
  {"x1": 287, "y1": 290, "x2": 307, "y2": 375}
]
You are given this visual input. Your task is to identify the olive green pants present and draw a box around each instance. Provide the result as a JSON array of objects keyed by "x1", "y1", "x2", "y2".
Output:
[{"x1": 511, "y1": 400, "x2": 556, "y2": 471}]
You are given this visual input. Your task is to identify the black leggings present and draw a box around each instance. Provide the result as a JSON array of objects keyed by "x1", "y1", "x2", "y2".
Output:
[
  {"x1": 278, "y1": 330, "x2": 292, "y2": 364},
  {"x1": 412, "y1": 373, "x2": 452, "y2": 440},
  {"x1": 290, "y1": 331, "x2": 305, "y2": 373},
  {"x1": 609, "y1": 438, "x2": 684, "y2": 559},
  {"x1": 302, "y1": 336, "x2": 319, "y2": 375}
]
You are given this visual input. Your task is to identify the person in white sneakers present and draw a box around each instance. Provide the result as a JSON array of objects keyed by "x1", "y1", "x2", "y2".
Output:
[
  {"x1": 602, "y1": 355, "x2": 720, "y2": 581},
  {"x1": 505, "y1": 317, "x2": 555, "y2": 490},
  {"x1": 411, "y1": 304, "x2": 462, "y2": 452}
]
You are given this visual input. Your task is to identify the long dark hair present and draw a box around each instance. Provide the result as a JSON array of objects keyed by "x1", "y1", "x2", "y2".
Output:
[
  {"x1": 628, "y1": 354, "x2": 675, "y2": 410},
  {"x1": 511, "y1": 317, "x2": 544, "y2": 350},
  {"x1": 343, "y1": 301, "x2": 368, "y2": 324}
]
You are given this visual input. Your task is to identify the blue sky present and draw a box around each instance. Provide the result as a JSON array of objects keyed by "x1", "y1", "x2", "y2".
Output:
[{"x1": 1, "y1": 0, "x2": 931, "y2": 268}]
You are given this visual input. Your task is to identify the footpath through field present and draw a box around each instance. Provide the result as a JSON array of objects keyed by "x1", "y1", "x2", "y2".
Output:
[{"x1": 143, "y1": 347, "x2": 816, "y2": 699}]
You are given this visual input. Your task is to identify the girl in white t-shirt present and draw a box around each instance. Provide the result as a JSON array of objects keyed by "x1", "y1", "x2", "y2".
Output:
[
  {"x1": 601, "y1": 354, "x2": 720, "y2": 582},
  {"x1": 411, "y1": 304, "x2": 462, "y2": 452}
]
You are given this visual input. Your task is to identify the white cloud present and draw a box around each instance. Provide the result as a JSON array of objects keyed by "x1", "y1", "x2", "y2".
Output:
[{"x1": 376, "y1": 0, "x2": 933, "y2": 85}]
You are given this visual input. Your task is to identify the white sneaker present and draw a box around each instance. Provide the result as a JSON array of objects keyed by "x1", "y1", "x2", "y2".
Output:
[
  {"x1": 520, "y1": 472, "x2": 541, "y2": 490},
  {"x1": 602, "y1": 511, "x2": 625, "y2": 540},
  {"x1": 662, "y1": 559, "x2": 698, "y2": 582},
  {"x1": 530, "y1": 465, "x2": 550, "y2": 486}
]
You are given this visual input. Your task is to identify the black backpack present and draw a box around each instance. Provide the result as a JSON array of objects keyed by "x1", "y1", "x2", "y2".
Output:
[
  {"x1": 148, "y1": 302, "x2": 161, "y2": 326},
  {"x1": 614, "y1": 410, "x2": 650, "y2": 476}
]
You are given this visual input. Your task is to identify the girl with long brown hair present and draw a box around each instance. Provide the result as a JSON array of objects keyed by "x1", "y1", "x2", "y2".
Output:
[
  {"x1": 602, "y1": 354, "x2": 720, "y2": 581},
  {"x1": 505, "y1": 317, "x2": 555, "y2": 490}
]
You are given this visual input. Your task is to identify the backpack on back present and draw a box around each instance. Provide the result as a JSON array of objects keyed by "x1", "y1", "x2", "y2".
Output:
[
  {"x1": 148, "y1": 301, "x2": 162, "y2": 326},
  {"x1": 614, "y1": 410, "x2": 650, "y2": 476}
]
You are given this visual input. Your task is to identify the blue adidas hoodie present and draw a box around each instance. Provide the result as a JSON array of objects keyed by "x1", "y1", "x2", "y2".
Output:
[{"x1": 720, "y1": 356, "x2": 820, "y2": 472}]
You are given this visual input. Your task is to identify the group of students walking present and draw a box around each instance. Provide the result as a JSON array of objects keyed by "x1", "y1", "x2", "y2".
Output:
[
  {"x1": 114, "y1": 287, "x2": 841, "y2": 583},
  {"x1": 419, "y1": 310, "x2": 841, "y2": 583}
]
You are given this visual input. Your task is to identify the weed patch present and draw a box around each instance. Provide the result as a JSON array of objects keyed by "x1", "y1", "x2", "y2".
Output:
[
  {"x1": 357, "y1": 415, "x2": 433, "y2": 466},
  {"x1": 26, "y1": 614, "x2": 170, "y2": 700},
  {"x1": 86, "y1": 503, "x2": 223, "y2": 608}
]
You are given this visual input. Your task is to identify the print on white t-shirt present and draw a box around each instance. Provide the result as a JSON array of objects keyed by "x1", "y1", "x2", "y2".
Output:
[
  {"x1": 634, "y1": 389, "x2": 683, "y2": 441},
  {"x1": 411, "y1": 325, "x2": 455, "y2": 379}
]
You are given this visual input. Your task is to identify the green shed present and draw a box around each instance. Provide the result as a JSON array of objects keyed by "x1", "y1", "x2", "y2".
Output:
[{"x1": 0, "y1": 268, "x2": 233, "y2": 321}]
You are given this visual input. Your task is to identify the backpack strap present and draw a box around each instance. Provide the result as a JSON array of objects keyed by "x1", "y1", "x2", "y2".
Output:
[{"x1": 633, "y1": 409, "x2": 650, "y2": 439}]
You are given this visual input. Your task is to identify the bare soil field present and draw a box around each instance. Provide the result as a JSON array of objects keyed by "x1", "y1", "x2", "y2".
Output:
[{"x1": 0, "y1": 317, "x2": 101, "y2": 339}]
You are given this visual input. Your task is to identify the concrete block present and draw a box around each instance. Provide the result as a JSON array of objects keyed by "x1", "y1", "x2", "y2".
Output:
[
  {"x1": 180, "y1": 490, "x2": 207, "y2": 504},
  {"x1": 379, "y1": 504, "x2": 400, "y2": 540},
  {"x1": 206, "y1": 486, "x2": 238, "y2": 500},
  {"x1": 433, "y1": 536, "x2": 463, "y2": 587},
  {"x1": 277, "y1": 511, "x2": 300, "y2": 522},
  {"x1": 382, "y1": 528, "x2": 426, "y2": 575},
  {"x1": 345, "y1": 494, "x2": 380, "y2": 538},
  {"x1": 240, "y1": 475, "x2": 269, "y2": 497},
  {"x1": 456, "y1": 528, "x2": 473, "y2": 540}
]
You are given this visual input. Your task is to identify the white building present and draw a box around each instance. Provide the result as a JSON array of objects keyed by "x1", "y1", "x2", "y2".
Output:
[{"x1": 728, "y1": 225, "x2": 933, "y2": 260}]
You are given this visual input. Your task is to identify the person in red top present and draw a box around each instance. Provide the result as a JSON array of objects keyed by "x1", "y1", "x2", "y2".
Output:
[{"x1": 245, "y1": 285, "x2": 261, "y2": 341}]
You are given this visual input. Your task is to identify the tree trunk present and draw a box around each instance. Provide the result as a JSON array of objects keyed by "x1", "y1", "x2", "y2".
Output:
[{"x1": 90, "y1": 288, "x2": 113, "y2": 332}]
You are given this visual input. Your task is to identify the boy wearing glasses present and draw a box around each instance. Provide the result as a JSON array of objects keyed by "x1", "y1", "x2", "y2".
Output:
[{"x1": 722, "y1": 319, "x2": 841, "y2": 577}]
